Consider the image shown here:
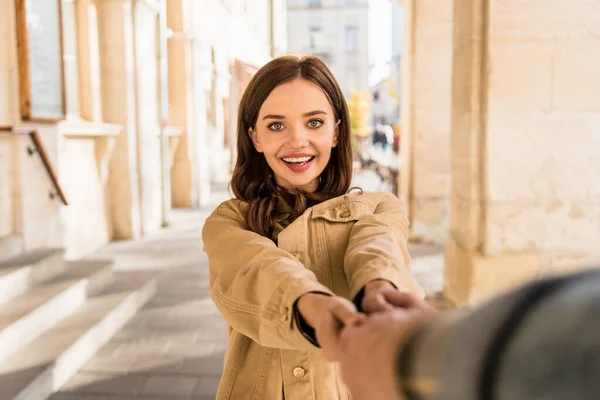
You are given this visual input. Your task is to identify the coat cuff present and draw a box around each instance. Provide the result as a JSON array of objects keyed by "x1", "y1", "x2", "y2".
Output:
[{"x1": 278, "y1": 280, "x2": 334, "y2": 349}]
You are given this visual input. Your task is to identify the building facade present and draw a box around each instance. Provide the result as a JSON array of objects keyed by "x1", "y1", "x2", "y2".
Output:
[
  {"x1": 287, "y1": 0, "x2": 370, "y2": 97},
  {"x1": 0, "y1": 0, "x2": 285, "y2": 260}
]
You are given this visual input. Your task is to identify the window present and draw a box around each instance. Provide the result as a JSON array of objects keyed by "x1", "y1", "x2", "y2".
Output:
[
  {"x1": 346, "y1": 0, "x2": 358, "y2": 5},
  {"x1": 308, "y1": 0, "x2": 321, "y2": 7},
  {"x1": 309, "y1": 27, "x2": 321, "y2": 50},
  {"x1": 345, "y1": 26, "x2": 357, "y2": 52}
]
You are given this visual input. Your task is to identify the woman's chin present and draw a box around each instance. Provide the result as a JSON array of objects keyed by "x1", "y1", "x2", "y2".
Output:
[{"x1": 275, "y1": 174, "x2": 320, "y2": 192}]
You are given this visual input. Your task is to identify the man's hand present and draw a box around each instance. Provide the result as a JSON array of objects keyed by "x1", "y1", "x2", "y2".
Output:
[
  {"x1": 338, "y1": 309, "x2": 435, "y2": 400},
  {"x1": 362, "y1": 280, "x2": 436, "y2": 315},
  {"x1": 296, "y1": 294, "x2": 365, "y2": 361}
]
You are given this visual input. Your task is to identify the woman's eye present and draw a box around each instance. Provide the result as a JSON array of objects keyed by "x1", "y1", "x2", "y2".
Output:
[
  {"x1": 268, "y1": 122, "x2": 284, "y2": 131},
  {"x1": 307, "y1": 119, "x2": 323, "y2": 129}
]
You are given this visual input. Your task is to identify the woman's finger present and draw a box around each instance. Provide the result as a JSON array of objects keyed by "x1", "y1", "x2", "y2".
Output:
[
  {"x1": 382, "y1": 291, "x2": 434, "y2": 311},
  {"x1": 363, "y1": 293, "x2": 394, "y2": 314},
  {"x1": 330, "y1": 301, "x2": 366, "y2": 327}
]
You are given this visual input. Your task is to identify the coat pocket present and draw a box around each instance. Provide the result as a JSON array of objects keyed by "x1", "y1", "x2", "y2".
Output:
[{"x1": 310, "y1": 200, "x2": 374, "y2": 275}]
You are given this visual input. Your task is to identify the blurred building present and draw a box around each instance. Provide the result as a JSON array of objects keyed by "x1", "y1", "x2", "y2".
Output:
[
  {"x1": 370, "y1": 1, "x2": 402, "y2": 128},
  {"x1": 0, "y1": 0, "x2": 285, "y2": 259},
  {"x1": 371, "y1": 78, "x2": 398, "y2": 125},
  {"x1": 389, "y1": 0, "x2": 403, "y2": 122},
  {"x1": 287, "y1": 0, "x2": 370, "y2": 97}
]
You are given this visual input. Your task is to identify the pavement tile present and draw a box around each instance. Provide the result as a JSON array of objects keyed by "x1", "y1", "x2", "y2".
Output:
[
  {"x1": 195, "y1": 376, "x2": 221, "y2": 397},
  {"x1": 140, "y1": 375, "x2": 199, "y2": 396},
  {"x1": 61, "y1": 372, "x2": 146, "y2": 396}
]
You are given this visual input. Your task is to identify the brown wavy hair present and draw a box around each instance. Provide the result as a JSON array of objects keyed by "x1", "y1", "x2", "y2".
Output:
[{"x1": 230, "y1": 55, "x2": 353, "y2": 241}]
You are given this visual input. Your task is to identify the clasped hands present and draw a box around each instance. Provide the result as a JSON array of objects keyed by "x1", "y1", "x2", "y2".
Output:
[{"x1": 296, "y1": 280, "x2": 436, "y2": 400}]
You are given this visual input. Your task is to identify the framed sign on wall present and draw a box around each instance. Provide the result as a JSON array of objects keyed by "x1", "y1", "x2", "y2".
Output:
[{"x1": 15, "y1": 0, "x2": 66, "y2": 122}]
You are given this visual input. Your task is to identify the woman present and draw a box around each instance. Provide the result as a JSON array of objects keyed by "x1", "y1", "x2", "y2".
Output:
[{"x1": 202, "y1": 55, "x2": 424, "y2": 400}]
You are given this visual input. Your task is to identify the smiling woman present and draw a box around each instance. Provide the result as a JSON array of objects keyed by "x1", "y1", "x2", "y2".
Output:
[
  {"x1": 202, "y1": 55, "x2": 424, "y2": 400},
  {"x1": 231, "y1": 55, "x2": 354, "y2": 240}
]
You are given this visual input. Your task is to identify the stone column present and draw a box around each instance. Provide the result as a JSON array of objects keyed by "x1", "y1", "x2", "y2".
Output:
[
  {"x1": 96, "y1": 0, "x2": 141, "y2": 240},
  {"x1": 399, "y1": 0, "x2": 453, "y2": 245},
  {"x1": 191, "y1": 39, "x2": 214, "y2": 208},
  {"x1": 445, "y1": 0, "x2": 600, "y2": 306},
  {"x1": 167, "y1": 0, "x2": 199, "y2": 208},
  {"x1": 0, "y1": 0, "x2": 19, "y2": 237},
  {"x1": 0, "y1": 0, "x2": 19, "y2": 126}
]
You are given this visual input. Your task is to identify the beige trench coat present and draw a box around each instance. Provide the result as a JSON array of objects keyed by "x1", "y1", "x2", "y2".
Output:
[{"x1": 202, "y1": 191, "x2": 424, "y2": 400}]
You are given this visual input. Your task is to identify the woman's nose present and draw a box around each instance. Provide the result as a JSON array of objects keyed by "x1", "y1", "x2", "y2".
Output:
[{"x1": 286, "y1": 126, "x2": 309, "y2": 148}]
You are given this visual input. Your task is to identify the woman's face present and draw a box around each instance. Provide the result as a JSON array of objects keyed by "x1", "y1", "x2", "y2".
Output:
[{"x1": 250, "y1": 78, "x2": 338, "y2": 193}]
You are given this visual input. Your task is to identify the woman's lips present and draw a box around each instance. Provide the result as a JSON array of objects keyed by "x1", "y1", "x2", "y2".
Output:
[{"x1": 281, "y1": 156, "x2": 315, "y2": 173}]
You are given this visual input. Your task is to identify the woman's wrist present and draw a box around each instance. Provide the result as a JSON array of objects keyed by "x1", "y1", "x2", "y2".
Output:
[{"x1": 296, "y1": 292, "x2": 330, "y2": 328}]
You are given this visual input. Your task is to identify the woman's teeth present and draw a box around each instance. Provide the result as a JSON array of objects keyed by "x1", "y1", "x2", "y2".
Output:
[{"x1": 282, "y1": 156, "x2": 314, "y2": 164}]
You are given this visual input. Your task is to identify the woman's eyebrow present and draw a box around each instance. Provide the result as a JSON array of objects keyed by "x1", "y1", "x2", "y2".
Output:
[
  {"x1": 263, "y1": 114, "x2": 286, "y2": 120},
  {"x1": 262, "y1": 110, "x2": 327, "y2": 120},
  {"x1": 303, "y1": 110, "x2": 327, "y2": 117}
]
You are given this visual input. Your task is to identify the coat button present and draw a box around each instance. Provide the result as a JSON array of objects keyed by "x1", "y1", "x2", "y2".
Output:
[
  {"x1": 292, "y1": 252, "x2": 300, "y2": 259},
  {"x1": 281, "y1": 306, "x2": 289, "y2": 322},
  {"x1": 340, "y1": 210, "x2": 351, "y2": 218},
  {"x1": 293, "y1": 367, "x2": 305, "y2": 378}
]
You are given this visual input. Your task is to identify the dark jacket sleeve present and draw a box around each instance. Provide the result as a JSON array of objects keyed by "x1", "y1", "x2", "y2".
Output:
[{"x1": 397, "y1": 269, "x2": 600, "y2": 400}]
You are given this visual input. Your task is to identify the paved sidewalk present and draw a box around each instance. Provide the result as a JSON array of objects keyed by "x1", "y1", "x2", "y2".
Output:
[
  {"x1": 52, "y1": 189, "x2": 444, "y2": 399},
  {"x1": 53, "y1": 206, "x2": 229, "y2": 400}
]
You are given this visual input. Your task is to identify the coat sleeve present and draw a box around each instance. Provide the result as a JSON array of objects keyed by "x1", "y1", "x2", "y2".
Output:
[
  {"x1": 202, "y1": 201, "x2": 333, "y2": 350},
  {"x1": 397, "y1": 270, "x2": 600, "y2": 400},
  {"x1": 344, "y1": 193, "x2": 425, "y2": 301}
]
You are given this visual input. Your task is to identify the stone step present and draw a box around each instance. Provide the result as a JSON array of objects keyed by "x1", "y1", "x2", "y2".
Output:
[
  {"x1": 0, "y1": 260, "x2": 114, "y2": 365},
  {"x1": 0, "y1": 236, "x2": 22, "y2": 264},
  {"x1": 0, "y1": 271, "x2": 157, "y2": 400},
  {"x1": 0, "y1": 249, "x2": 66, "y2": 306}
]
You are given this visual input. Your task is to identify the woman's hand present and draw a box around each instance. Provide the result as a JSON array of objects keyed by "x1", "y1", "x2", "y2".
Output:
[
  {"x1": 296, "y1": 294, "x2": 365, "y2": 361},
  {"x1": 362, "y1": 280, "x2": 436, "y2": 315}
]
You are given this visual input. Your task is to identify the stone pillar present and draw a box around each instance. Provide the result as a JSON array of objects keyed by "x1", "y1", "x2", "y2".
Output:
[
  {"x1": 0, "y1": 0, "x2": 19, "y2": 126},
  {"x1": 399, "y1": 0, "x2": 453, "y2": 245},
  {"x1": 191, "y1": 39, "x2": 214, "y2": 208},
  {"x1": 97, "y1": 0, "x2": 141, "y2": 240},
  {"x1": 189, "y1": 1, "x2": 214, "y2": 208},
  {"x1": 445, "y1": 0, "x2": 600, "y2": 306},
  {"x1": 167, "y1": 0, "x2": 199, "y2": 208},
  {"x1": 133, "y1": 0, "x2": 163, "y2": 235},
  {"x1": 0, "y1": 0, "x2": 19, "y2": 238}
]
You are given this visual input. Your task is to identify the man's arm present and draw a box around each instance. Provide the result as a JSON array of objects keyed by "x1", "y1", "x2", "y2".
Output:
[{"x1": 398, "y1": 269, "x2": 600, "y2": 400}]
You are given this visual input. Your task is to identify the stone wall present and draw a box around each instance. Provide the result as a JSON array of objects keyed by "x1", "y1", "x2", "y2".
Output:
[
  {"x1": 0, "y1": 136, "x2": 17, "y2": 238},
  {"x1": 484, "y1": 0, "x2": 600, "y2": 268},
  {"x1": 60, "y1": 136, "x2": 111, "y2": 259},
  {"x1": 445, "y1": 0, "x2": 600, "y2": 305},
  {"x1": 17, "y1": 128, "x2": 63, "y2": 251}
]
